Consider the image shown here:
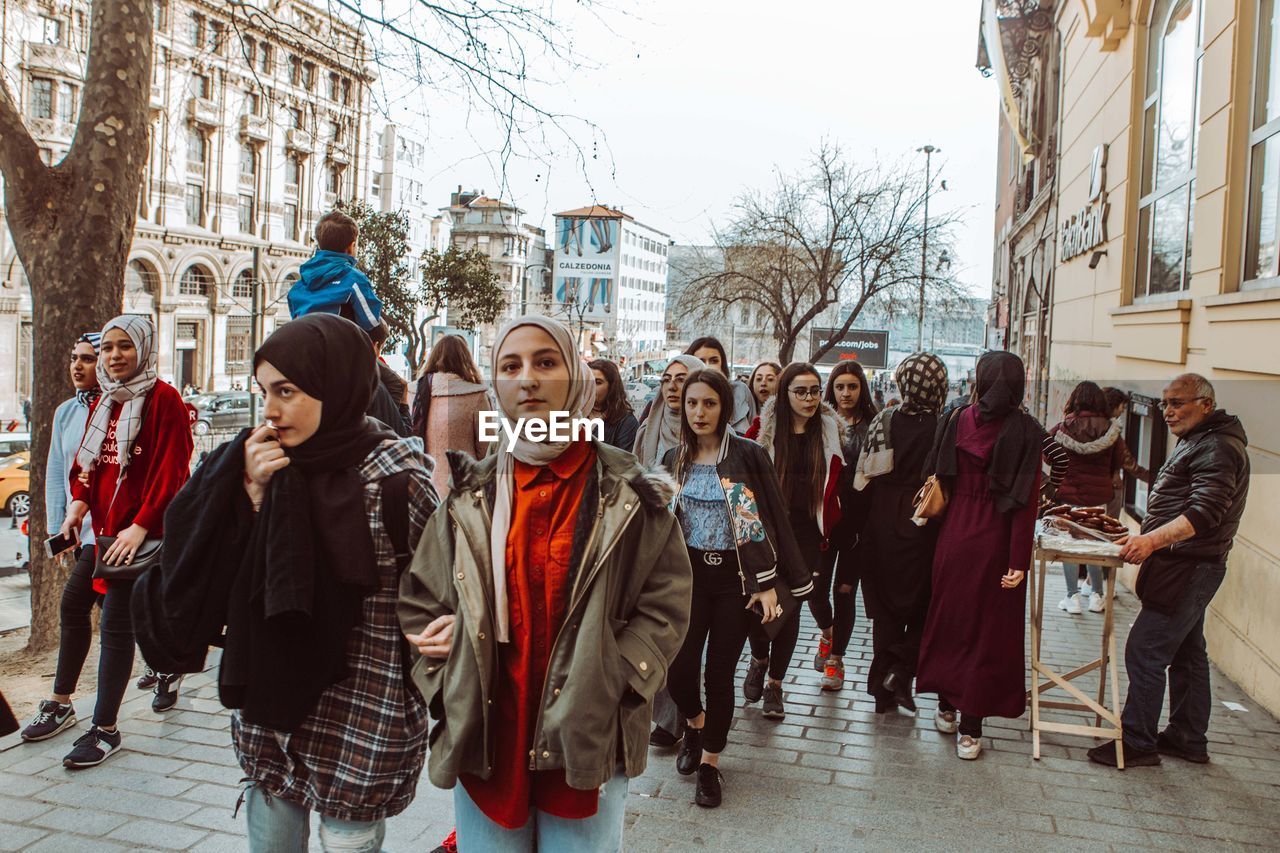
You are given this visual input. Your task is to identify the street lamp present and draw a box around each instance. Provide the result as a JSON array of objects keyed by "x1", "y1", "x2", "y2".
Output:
[{"x1": 917, "y1": 144, "x2": 939, "y2": 352}]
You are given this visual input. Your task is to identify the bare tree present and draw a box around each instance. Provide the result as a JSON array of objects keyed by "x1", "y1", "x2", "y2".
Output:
[
  {"x1": 6, "y1": 1, "x2": 623, "y2": 653},
  {"x1": 690, "y1": 145, "x2": 963, "y2": 365}
]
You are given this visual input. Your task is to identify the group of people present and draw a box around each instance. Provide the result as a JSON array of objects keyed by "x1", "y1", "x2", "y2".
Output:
[{"x1": 15, "y1": 207, "x2": 1252, "y2": 852}]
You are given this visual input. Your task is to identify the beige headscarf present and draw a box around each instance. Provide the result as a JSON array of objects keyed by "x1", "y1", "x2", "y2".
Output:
[
  {"x1": 489, "y1": 315, "x2": 596, "y2": 643},
  {"x1": 634, "y1": 354, "x2": 705, "y2": 466}
]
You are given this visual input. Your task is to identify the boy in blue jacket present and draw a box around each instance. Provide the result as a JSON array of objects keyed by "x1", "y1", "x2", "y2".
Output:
[{"x1": 288, "y1": 210, "x2": 383, "y2": 330}]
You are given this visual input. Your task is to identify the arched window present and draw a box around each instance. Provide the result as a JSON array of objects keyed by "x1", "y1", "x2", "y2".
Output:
[
  {"x1": 179, "y1": 264, "x2": 212, "y2": 296},
  {"x1": 1245, "y1": 0, "x2": 1280, "y2": 283},
  {"x1": 233, "y1": 269, "x2": 255, "y2": 299},
  {"x1": 1135, "y1": 0, "x2": 1203, "y2": 299},
  {"x1": 126, "y1": 259, "x2": 160, "y2": 295}
]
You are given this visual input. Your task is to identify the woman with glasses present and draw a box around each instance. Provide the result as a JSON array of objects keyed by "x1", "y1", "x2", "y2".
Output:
[
  {"x1": 634, "y1": 354, "x2": 705, "y2": 465},
  {"x1": 853, "y1": 352, "x2": 948, "y2": 715},
  {"x1": 742, "y1": 363, "x2": 843, "y2": 719}
]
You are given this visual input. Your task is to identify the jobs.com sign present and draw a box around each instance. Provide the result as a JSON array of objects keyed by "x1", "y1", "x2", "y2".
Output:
[{"x1": 809, "y1": 328, "x2": 890, "y2": 370}]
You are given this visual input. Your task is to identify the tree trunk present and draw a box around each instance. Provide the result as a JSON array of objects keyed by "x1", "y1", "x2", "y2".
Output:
[
  {"x1": 0, "y1": 2, "x2": 153, "y2": 651},
  {"x1": 777, "y1": 335, "x2": 797, "y2": 365}
]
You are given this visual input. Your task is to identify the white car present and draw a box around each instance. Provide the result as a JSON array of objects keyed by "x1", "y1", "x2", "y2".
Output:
[{"x1": 625, "y1": 381, "x2": 654, "y2": 407}]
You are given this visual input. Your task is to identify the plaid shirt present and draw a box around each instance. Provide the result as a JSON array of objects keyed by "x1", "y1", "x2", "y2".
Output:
[{"x1": 232, "y1": 438, "x2": 438, "y2": 822}]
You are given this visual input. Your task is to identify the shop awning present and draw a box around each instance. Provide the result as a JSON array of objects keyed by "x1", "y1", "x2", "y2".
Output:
[{"x1": 977, "y1": 0, "x2": 1055, "y2": 164}]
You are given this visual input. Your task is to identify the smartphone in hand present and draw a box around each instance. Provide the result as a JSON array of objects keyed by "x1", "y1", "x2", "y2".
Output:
[{"x1": 45, "y1": 532, "x2": 77, "y2": 558}]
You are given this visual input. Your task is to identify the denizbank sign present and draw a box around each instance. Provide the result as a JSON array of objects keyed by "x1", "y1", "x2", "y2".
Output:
[{"x1": 1060, "y1": 144, "x2": 1110, "y2": 261}]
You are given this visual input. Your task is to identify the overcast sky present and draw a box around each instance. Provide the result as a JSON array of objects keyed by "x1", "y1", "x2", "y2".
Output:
[{"x1": 365, "y1": 0, "x2": 999, "y2": 297}]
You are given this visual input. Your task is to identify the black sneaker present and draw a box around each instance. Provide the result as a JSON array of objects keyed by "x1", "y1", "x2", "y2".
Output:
[
  {"x1": 1087, "y1": 740, "x2": 1161, "y2": 768},
  {"x1": 743, "y1": 657, "x2": 767, "y2": 704},
  {"x1": 761, "y1": 682, "x2": 785, "y2": 720},
  {"x1": 21, "y1": 700, "x2": 76, "y2": 742},
  {"x1": 136, "y1": 666, "x2": 159, "y2": 690},
  {"x1": 152, "y1": 674, "x2": 183, "y2": 713},
  {"x1": 694, "y1": 762, "x2": 723, "y2": 808},
  {"x1": 676, "y1": 726, "x2": 703, "y2": 776},
  {"x1": 649, "y1": 725, "x2": 679, "y2": 749},
  {"x1": 62, "y1": 726, "x2": 121, "y2": 768},
  {"x1": 1157, "y1": 729, "x2": 1211, "y2": 764}
]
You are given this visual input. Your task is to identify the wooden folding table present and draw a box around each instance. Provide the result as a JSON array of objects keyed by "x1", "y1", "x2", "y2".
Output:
[{"x1": 1026, "y1": 542, "x2": 1128, "y2": 767}]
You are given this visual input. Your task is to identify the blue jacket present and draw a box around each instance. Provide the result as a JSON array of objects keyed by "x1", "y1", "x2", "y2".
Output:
[
  {"x1": 288, "y1": 250, "x2": 382, "y2": 331},
  {"x1": 47, "y1": 396, "x2": 94, "y2": 546}
]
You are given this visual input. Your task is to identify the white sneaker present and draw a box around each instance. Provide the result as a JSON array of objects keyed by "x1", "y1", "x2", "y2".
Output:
[
  {"x1": 956, "y1": 734, "x2": 982, "y2": 760},
  {"x1": 1059, "y1": 594, "x2": 1083, "y2": 615},
  {"x1": 934, "y1": 709, "x2": 958, "y2": 734},
  {"x1": 1089, "y1": 592, "x2": 1105, "y2": 613}
]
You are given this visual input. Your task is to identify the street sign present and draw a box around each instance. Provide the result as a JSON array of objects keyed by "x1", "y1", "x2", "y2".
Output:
[{"x1": 809, "y1": 328, "x2": 890, "y2": 370}]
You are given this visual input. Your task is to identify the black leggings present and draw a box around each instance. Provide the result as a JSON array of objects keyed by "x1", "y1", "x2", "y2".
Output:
[
  {"x1": 748, "y1": 512, "x2": 820, "y2": 680},
  {"x1": 53, "y1": 546, "x2": 137, "y2": 728},
  {"x1": 808, "y1": 545, "x2": 857, "y2": 657},
  {"x1": 668, "y1": 549, "x2": 751, "y2": 754},
  {"x1": 938, "y1": 697, "x2": 983, "y2": 737}
]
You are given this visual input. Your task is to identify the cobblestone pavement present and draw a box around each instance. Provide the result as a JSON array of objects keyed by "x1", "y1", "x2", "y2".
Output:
[{"x1": 2, "y1": 569, "x2": 1278, "y2": 851}]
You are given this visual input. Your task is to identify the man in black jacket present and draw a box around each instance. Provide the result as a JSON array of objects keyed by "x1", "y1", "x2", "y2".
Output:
[{"x1": 1089, "y1": 374, "x2": 1250, "y2": 769}]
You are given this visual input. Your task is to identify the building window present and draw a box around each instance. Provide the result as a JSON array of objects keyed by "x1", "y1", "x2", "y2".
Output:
[
  {"x1": 210, "y1": 21, "x2": 226, "y2": 55},
  {"x1": 341, "y1": 78, "x2": 352, "y2": 106},
  {"x1": 1246, "y1": 0, "x2": 1280, "y2": 283},
  {"x1": 180, "y1": 264, "x2": 212, "y2": 296},
  {"x1": 1135, "y1": 0, "x2": 1203, "y2": 299},
  {"x1": 290, "y1": 106, "x2": 304, "y2": 129},
  {"x1": 56, "y1": 82, "x2": 76, "y2": 123},
  {"x1": 327, "y1": 164, "x2": 343, "y2": 195},
  {"x1": 194, "y1": 72, "x2": 213, "y2": 100},
  {"x1": 329, "y1": 72, "x2": 341, "y2": 101},
  {"x1": 232, "y1": 270, "x2": 255, "y2": 299},
  {"x1": 40, "y1": 15, "x2": 63, "y2": 46},
  {"x1": 189, "y1": 13, "x2": 205, "y2": 47},
  {"x1": 246, "y1": 89, "x2": 263, "y2": 116},
  {"x1": 284, "y1": 155, "x2": 300, "y2": 189},
  {"x1": 240, "y1": 144, "x2": 257, "y2": 180},
  {"x1": 1124, "y1": 394, "x2": 1169, "y2": 518},
  {"x1": 154, "y1": 1, "x2": 168, "y2": 31},
  {"x1": 17, "y1": 322, "x2": 32, "y2": 399},
  {"x1": 283, "y1": 202, "x2": 298, "y2": 241},
  {"x1": 238, "y1": 194, "x2": 255, "y2": 233},
  {"x1": 371, "y1": 172, "x2": 381, "y2": 200},
  {"x1": 185, "y1": 182, "x2": 204, "y2": 226},
  {"x1": 226, "y1": 316, "x2": 252, "y2": 376},
  {"x1": 29, "y1": 78, "x2": 53, "y2": 120},
  {"x1": 259, "y1": 44, "x2": 273, "y2": 75},
  {"x1": 303, "y1": 62, "x2": 316, "y2": 91},
  {"x1": 187, "y1": 129, "x2": 206, "y2": 170}
]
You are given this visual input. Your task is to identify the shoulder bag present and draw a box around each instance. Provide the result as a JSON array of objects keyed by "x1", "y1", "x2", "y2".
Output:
[
  {"x1": 92, "y1": 474, "x2": 164, "y2": 581},
  {"x1": 911, "y1": 405, "x2": 963, "y2": 527}
]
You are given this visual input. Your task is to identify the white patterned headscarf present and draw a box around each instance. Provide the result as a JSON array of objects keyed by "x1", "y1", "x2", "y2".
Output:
[
  {"x1": 489, "y1": 315, "x2": 595, "y2": 643},
  {"x1": 75, "y1": 315, "x2": 159, "y2": 479}
]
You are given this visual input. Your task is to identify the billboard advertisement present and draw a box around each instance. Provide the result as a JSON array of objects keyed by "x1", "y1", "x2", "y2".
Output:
[
  {"x1": 809, "y1": 327, "x2": 890, "y2": 370},
  {"x1": 554, "y1": 217, "x2": 617, "y2": 319}
]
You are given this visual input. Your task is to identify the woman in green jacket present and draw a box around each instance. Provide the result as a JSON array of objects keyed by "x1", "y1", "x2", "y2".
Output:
[{"x1": 398, "y1": 315, "x2": 692, "y2": 853}]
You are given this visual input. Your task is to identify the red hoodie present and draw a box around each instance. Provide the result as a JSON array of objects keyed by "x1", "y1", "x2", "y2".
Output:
[{"x1": 70, "y1": 381, "x2": 193, "y2": 591}]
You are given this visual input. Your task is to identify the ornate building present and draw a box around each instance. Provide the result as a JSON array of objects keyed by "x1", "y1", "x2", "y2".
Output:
[{"x1": 0, "y1": 0, "x2": 372, "y2": 414}]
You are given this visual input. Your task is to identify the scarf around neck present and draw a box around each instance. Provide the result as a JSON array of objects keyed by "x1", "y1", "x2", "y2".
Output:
[
  {"x1": 75, "y1": 315, "x2": 158, "y2": 479},
  {"x1": 489, "y1": 315, "x2": 596, "y2": 643},
  {"x1": 635, "y1": 354, "x2": 705, "y2": 466}
]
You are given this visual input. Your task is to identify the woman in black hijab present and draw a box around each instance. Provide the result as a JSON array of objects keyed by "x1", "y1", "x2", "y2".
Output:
[
  {"x1": 916, "y1": 351, "x2": 1066, "y2": 761},
  {"x1": 133, "y1": 314, "x2": 439, "y2": 846}
]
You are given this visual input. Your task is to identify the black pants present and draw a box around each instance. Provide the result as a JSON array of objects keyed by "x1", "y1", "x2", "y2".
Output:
[
  {"x1": 748, "y1": 511, "x2": 820, "y2": 680},
  {"x1": 52, "y1": 546, "x2": 137, "y2": 728},
  {"x1": 668, "y1": 549, "x2": 751, "y2": 754},
  {"x1": 938, "y1": 697, "x2": 983, "y2": 737},
  {"x1": 1122, "y1": 561, "x2": 1226, "y2": 753},
  {"x1": 808, "y1": 545, "x2": 857, "y2": 657},
  {"x1": 867, "y1": 612, "x2": 925, "y2": 700}
]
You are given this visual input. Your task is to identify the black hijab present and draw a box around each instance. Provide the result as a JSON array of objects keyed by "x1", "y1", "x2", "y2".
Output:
[{"x1": 928, "y1": 350, "x2": 1046, "y2": 514}]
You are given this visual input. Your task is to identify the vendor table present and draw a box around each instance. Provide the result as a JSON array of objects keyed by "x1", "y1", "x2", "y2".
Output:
[{"x1": 1026, "y1": 542, "x2": 1128, "y2": 767}]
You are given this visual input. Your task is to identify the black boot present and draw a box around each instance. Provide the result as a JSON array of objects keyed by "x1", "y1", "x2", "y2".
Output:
[
  {"x1": 676, "y1": 726, "x2": 702, "y2": 776},
  {"x1": 883, "y1": 670, "x2": 917, "y2": 713},
  {"x1": 695, "y1": 762, "x2": 723, "y2": 808}
]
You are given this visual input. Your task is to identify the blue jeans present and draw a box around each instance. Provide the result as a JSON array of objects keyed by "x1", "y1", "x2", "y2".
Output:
[
  {"x1": 453, "y1": 770, "x2": 628, "y2": 853},
  {"x1": 243, "y1": 784, "x2": 386, "y2": 852},
  {"x1": 1121, "y1": 562, "x2": 1226, "y2": 753},
  {"x1": 1063, "y1": 563, "x2": 1105, "y2": 597}
]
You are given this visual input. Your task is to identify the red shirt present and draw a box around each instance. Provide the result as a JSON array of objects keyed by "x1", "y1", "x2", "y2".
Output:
[
  {"x1": 460, "y1": 439, "x2": 598, "y2": 828},
  {"x1": 69, "y1": 382, "x2": 193, "y2": 592}
]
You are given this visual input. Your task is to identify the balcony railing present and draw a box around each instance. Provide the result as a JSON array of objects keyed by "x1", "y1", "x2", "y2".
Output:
[
  {"x1": 285, "y1": 128, "x2": 313, "y2": 154},
  {"x1": 187, "y1": 97, "x2": 219, "y2": 127},
  {"x1": 24, "y1": 41, "x2": 81, "y2": 77},
  {"x1": 326, "y1": 140, "x2": 350, "y2": 165},
  {"x1": 239, "y1": 113, "x2": 269, "y2": 143},
  {"x1": 27, "y1": 117, "x2": 75, "y2": 145}
]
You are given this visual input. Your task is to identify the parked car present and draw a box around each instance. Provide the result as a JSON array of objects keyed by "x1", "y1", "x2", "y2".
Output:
[
  {"x1": 192, "y1": 393, "x2": 253, "y2": 436},
  {"x1": 0, "y1": 433, "x2": 30, "y2": 457},
  {"x1": 0, "y1": 451, "x2": 30, "y2": 516},
  {"x1": 624, "y1": 381, "x2": 653, "y2": 408}
]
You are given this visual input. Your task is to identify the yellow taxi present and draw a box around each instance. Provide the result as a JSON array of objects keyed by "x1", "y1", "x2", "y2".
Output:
[{"x1": 0, "y1": 450, "x2": 31, "y2": 516}]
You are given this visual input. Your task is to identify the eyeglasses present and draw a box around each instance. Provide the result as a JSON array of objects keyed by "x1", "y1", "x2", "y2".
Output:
[
  {"x1": 1157, "y1": 396, "x2": 1208, "y2": 412},
  {"x1": 790, "y1": 387, "x2": 822, "y2": 400},
  {"x1": 661, "y1": 375, "x2": 687, "y2": 387}
]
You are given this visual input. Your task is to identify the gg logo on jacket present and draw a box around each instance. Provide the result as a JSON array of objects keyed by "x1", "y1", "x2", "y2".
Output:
[{"x1": 722, "y1": 478, "x2": 766, "y2": 545}]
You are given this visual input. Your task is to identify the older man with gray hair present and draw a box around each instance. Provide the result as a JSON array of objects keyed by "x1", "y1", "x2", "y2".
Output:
[{"x1": 1089, "y1": 373, "x2": 1250, "y2": 768}]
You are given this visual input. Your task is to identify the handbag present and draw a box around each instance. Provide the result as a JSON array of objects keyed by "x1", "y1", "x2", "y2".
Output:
[
  {"x1": 93, "y1": 535, "x2": 163, "y2": 581},
  {"x1": 757, "y1": 581, "x2": 799, "y2": 640},
  {"x1": 910, "y1": 475, "x2": 948, "y2": 526}
]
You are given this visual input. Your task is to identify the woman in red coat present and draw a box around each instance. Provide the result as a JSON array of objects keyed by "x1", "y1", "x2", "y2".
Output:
[
  {"x1": 58, "y1": 315, "x2": 193, "y2": 768},
  {"x1": 916, "y1": 351, "x2": 1064, "y2": 761}
]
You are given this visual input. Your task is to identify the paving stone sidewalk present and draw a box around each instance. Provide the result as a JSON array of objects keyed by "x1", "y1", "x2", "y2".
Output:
[{"x1": 1, "y1": 568, "x2": 1278, "y2": 851}]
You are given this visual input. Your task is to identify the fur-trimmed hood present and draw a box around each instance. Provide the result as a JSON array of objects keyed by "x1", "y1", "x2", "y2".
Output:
[
  {"x1": 426, "y1": 371, "x2": 490, "y2": 398},
  {"x1": 1054, "y1": 413, "x2": 1120, "y2": 456},
  {"x1": 755, "y1": 396, "x2": 848, "y2": 464}
]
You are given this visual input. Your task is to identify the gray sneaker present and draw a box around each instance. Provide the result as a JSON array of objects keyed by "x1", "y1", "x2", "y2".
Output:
[
  {"x1": 743, "y1": 657, "x2": 767, "y2": 704},
  {"x1": 762, "y1": 683, "x2": 785, "y2": 720},
  {"x1": 21, "y1": 700, "x2": 76, "y2": 742}
]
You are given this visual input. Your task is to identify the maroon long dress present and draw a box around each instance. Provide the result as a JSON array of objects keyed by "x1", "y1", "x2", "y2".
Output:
[{"x1": 916, "y1": 406, "x2": 1039, "y2": 720}]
